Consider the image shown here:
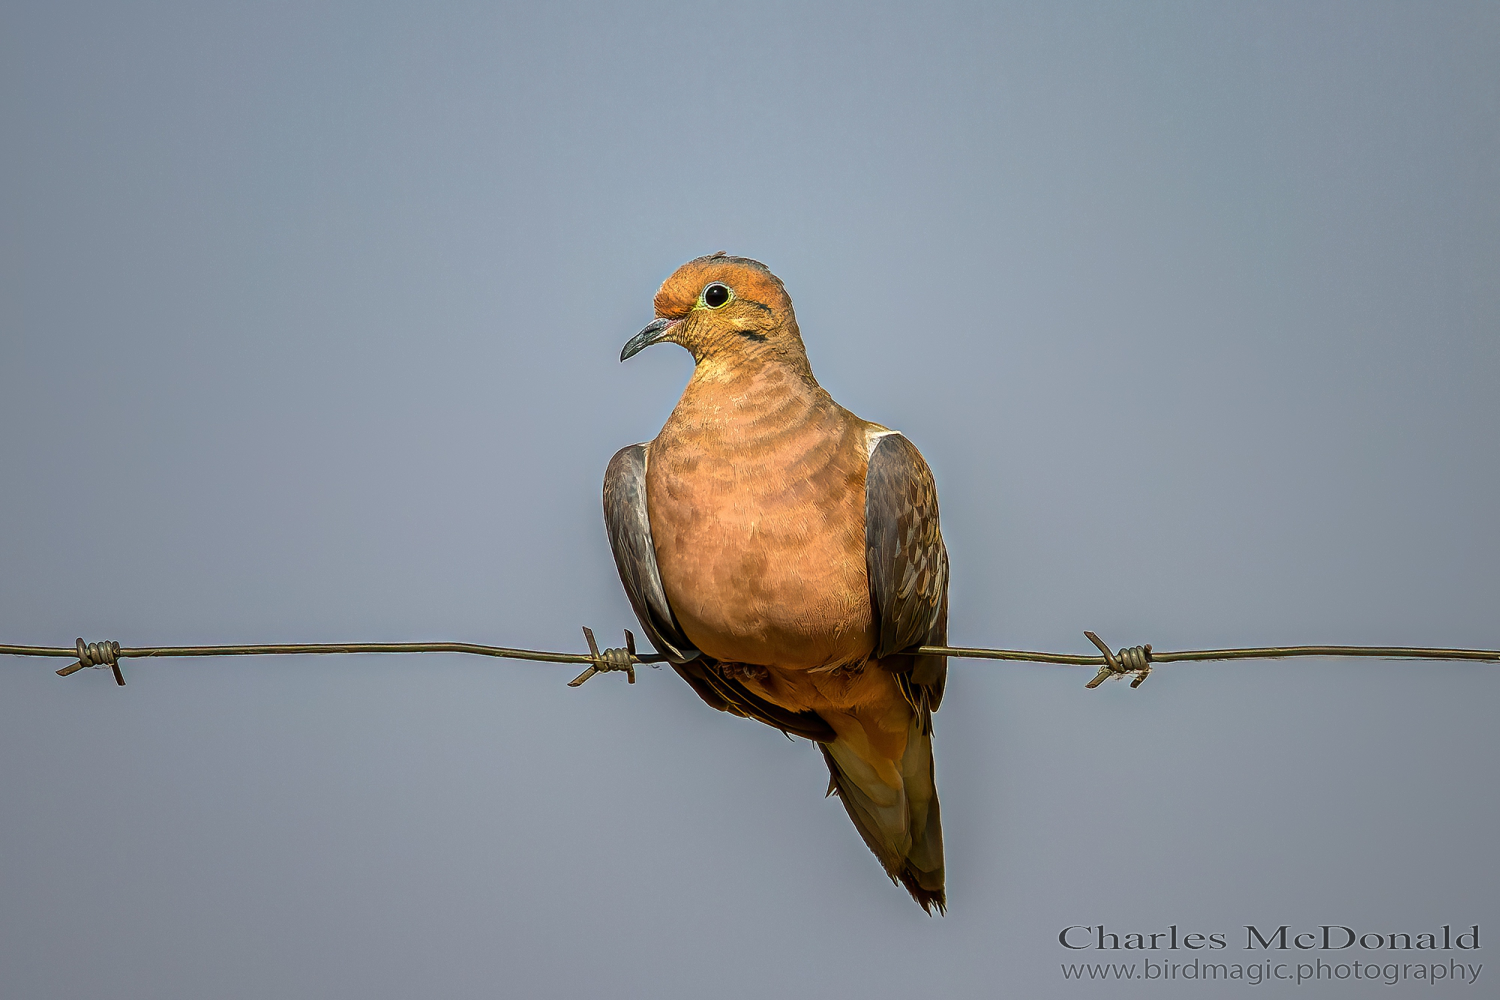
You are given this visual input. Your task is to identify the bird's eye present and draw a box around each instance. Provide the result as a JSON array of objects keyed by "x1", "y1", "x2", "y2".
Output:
[{"x1": 702, "y1": 283, "x2": 732, "y2": 309}]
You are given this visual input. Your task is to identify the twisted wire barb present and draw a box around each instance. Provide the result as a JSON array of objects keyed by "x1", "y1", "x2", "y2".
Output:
[
  {"x1": 53, "y1": 639, "x2": 125, "y2": 686},
  {"x1": 2, "y1": 631, "x2": 1496, "y2": 689}
]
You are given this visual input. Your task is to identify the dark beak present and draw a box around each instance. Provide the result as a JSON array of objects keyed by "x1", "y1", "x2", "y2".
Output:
[{"x1": 621, "y1": 318, "x2": 675, "y2": 361}]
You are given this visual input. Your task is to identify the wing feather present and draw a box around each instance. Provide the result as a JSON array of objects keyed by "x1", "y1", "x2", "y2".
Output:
[
  {"x1": 865, "y1": 433, "x2": 950, "y2": 724},
  {"x1": 603, "y1": 444, "x2": 699, "y2": 663}
]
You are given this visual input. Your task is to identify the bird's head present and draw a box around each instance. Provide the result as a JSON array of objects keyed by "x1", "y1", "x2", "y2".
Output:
[{"x1": 621, "y1": 254, "x2": 808, "y2": 368}]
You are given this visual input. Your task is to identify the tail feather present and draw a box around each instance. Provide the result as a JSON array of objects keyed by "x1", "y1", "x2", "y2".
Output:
[{"x1": 820, "y1": 720, "x2": 945, "y2": 914}]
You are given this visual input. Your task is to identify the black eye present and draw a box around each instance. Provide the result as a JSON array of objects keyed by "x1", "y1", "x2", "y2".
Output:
[{"x1": 703, "y1": 283, "x2": 732, "y2": 308}]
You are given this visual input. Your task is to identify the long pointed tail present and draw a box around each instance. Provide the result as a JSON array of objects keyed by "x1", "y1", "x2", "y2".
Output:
[{"x1": 821, "y1": 719, "x2": 945, "y2": 913}]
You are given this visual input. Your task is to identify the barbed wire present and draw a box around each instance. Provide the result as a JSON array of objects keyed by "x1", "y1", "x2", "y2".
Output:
[{"x1": 3, "y1": 629, "x2": 1496, "y2": 690}]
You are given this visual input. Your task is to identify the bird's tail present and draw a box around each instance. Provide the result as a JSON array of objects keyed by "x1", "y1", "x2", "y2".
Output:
[{"x1": 820, "y1": 719, "x2": 945, "y2": 914}]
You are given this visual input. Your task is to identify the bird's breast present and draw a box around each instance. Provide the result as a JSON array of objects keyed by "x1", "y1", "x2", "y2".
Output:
[{"x1": 645, "y1": 364, "x2": 876, "y2": 670}]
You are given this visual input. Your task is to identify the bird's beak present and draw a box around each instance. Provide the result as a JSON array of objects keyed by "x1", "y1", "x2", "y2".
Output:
[{"x1": 621, "y1": 318, "x2": 677, "y2": 361}]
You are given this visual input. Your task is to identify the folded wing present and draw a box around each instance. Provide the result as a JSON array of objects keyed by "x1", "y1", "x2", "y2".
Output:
[{"x1": 865, "y1": 432, "x2": 949, "y2": 728}]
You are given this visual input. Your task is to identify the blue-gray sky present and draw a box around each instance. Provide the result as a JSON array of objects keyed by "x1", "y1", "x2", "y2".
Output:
[{"x1": 2, "y1": 3, "x2": 1497, "y2": 997}]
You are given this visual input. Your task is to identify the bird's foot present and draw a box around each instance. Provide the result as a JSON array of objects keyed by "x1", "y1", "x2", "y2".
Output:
[
  {"x1": 808, "y1": 658, "x2": 866, "y2": 678},
  {"x1": 568, "y1": 627, "x2": 639, "y2": 687},
  {"x1": 1083, "y1": 631, "x2": 1152, "y2": 689},
  {"x1": 716, "y1": 661, "x2": 770, "y2": 682}
]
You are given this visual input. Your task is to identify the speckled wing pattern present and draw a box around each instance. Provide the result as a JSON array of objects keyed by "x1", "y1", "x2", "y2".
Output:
[
  {"x1": 864, "y1": 433, "x2": 949, "y2": 731},
  {"x1": 602, "y1": 445, "x2": 837, "y2": 744}
]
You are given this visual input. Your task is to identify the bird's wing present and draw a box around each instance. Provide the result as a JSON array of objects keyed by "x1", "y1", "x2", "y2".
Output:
[
  {"x1": 603, "y1": 444, "x2": 700, "y2": 662},
  {"x1": 865, "y1": 433, "x2": 950, "y2": 722},
  {"x1": 603, "y1": 444, "x2": 836, "y2": 743}
]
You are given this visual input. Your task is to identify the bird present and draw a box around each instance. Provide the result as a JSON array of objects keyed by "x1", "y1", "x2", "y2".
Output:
[{"x1": 603, "y1": 253, "x2": 950, "y2": 913}]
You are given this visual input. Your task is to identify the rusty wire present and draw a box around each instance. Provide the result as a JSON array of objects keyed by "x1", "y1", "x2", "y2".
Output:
[{"x1": 2, "y1": 629, "x2": 1496, "y2": 689}]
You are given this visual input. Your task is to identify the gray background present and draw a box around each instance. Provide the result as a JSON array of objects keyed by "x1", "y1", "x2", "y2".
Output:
[{"x1": 2, "y1": 2, "x2": 1496, "y2": 997}]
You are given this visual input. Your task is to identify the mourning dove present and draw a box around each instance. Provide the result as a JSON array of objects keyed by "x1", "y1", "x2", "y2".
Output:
[{"x1": 604, "y1": 254, "x2": 949, "y2": 913}]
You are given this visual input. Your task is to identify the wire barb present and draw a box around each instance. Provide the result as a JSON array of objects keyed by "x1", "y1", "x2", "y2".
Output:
[
  {"x1": 1083, "y1": 632, "x2": 1152, "y2": 689},
  {"x1": 56, "y1": 638, "x2": 125, "y2": 685},
  {"x1": 568, "y1": 627, "x2": 638, "y2": 687}
]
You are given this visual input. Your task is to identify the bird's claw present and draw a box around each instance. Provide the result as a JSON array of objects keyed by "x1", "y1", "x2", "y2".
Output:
[
  {"x1": 1083, "y1": 631, "x2": 1152, "y2": 689},
  {"x1": 568, "y1": 627, "x2": 638, "y2": 687}
]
